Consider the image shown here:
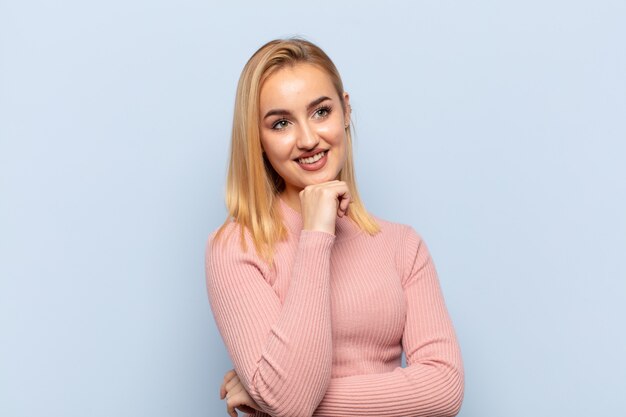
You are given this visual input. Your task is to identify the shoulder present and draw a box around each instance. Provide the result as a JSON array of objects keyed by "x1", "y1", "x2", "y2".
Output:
[
  {"x1": 205, "y1": 220, "x2": 270, "y2": 276},
  {"x1": 368, "y1": 214, "x2": 430, "y2": 285},
  {"x1": 206, "y1": 219, "x2": 244, "y2": 252},
  {"x1": 368, "y1": 214, "x2": 425, "y2": 248}
]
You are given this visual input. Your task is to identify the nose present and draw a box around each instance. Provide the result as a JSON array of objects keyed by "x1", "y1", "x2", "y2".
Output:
[{"x1": 296, "y1": 120, "x2": 319, "y2": 150}]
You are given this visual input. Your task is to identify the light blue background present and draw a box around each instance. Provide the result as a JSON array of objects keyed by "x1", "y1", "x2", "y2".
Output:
[{"x1": 1, "y1": 1, "x2": 624, "y2": 416}]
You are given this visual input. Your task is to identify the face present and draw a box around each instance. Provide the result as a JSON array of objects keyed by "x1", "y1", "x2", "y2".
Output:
[{"x1": 259, "y1": 63, "x2": 351, "y2": 201}]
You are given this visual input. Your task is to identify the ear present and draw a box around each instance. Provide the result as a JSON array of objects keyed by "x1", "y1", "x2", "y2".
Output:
[{"x1": 343, "y1": 92, "x2": 351, "y2": 128}]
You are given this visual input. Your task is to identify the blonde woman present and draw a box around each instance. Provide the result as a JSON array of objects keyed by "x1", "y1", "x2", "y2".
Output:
[{"x1": 205, "y1": 38, "x2": 464, "y2": 417}]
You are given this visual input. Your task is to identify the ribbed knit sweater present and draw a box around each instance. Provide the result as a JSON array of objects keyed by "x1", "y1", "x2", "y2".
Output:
[{"x1": 205, "y1": 197, "x2": 464, "y2": 417}]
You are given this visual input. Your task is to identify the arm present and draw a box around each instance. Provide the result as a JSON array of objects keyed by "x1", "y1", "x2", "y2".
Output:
[
  {"x1": 313, "y1": 226, "x2": 464, "y2": 417},
  {"x1": 206, "y1": 226, "x2": 335, "y2": 417}
]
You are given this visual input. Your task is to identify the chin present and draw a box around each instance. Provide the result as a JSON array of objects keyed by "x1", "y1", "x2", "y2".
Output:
[
  {"x1": 309, "y1": 172, "x2": 338, "y2": 184},
  {"x1": 287, "y1": 164, "x2": 341, "y2": 188}
]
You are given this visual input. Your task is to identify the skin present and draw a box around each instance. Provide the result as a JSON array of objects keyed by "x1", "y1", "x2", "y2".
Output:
[
  {"x1": 259, "y1": 63, "x2": 352, "y2": 235},
  {"x1": 221, "y1": 63, "x2": 353, "y2": 415},
  {"x1": 220, "y1": 369, "x2": 257, "y2": 417}
]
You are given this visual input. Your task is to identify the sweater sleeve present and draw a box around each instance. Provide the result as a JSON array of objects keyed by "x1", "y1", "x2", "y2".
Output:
[
  {"x1": 312, "y1": 226, "x2": 464, "y2": 417},
  {"x1": 205, "y1": 225, "x2": 335, "y2": 417}
]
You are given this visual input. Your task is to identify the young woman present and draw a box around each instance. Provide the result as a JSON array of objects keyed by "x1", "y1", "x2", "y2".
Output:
[{"x1": 205, "y1": 38, "x2": 464, "y2": 417}]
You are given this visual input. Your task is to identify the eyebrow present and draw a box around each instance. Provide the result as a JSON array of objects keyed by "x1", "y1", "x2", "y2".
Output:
[{"x1": 263, "y1": 96, "x2": 332, "y2": 120}]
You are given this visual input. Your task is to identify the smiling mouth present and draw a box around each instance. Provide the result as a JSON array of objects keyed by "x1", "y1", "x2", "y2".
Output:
[{"x1": 296, "y1": 150, "x2": 327, "y2": 165}]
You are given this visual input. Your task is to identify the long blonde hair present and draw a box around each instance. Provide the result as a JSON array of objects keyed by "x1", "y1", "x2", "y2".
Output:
[{"x1": 214, "y1": 37, "x2": 380, "y2": 266}]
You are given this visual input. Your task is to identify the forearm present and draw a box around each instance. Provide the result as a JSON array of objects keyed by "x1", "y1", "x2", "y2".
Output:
[
  {"x1": 248, "y1": 232, "x2": 334, "y2": 416},
  {"x1": 313, "y1": 363, "x2": 463, "y2": 417},
  {"x1": 207, "y1": 230, "x2": 335, "y2": 417}
]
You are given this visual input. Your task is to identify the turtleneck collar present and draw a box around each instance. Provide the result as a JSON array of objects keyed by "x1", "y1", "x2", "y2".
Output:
[{"x1": 277, "y1": 196, "x2": 364, "y2": 242}]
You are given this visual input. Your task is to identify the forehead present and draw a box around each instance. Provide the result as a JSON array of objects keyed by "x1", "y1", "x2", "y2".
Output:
[{"x1": 259, "y1": 63, "x2": 337, "y2": 109}]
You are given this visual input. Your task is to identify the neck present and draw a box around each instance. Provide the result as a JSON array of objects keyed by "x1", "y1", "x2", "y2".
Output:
[{"x1": 278, "y1": 189, "x2": 303, "y2": 214}]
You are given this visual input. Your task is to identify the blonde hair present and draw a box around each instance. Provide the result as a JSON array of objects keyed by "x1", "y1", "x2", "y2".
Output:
[{"x1": 214, "y1": 37, "x2": 380, "y2": 266}]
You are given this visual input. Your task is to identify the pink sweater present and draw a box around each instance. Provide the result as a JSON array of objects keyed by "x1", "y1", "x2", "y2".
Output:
[{"x1": 205, "y1": 197, "x2": 464, "y2": 417}]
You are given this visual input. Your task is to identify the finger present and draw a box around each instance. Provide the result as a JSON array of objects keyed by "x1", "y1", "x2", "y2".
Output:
[
  {"x1": 221, "y1": 369, "x2": 236, "y2": 399},
  {"x1": 226, "y1": 397, "x2": 236, "y2": 417},
  {"x1": 224, "y1": 375, "x2": 240, "y2": 393},
  {"x1": 223, "y1": 371, "x2": 236, "y2": 392},
  {"x1": 229, "y1": 383, "x2": 243, "y2": 396},
  {"x1": 340, "y1": 194, "x2": 351, "y2": 213},
  {"x1": 223, "y1": 369, "x2": 236, "y2": 383},
  {"x1": 337, "y1": 189, "x2": 351, "y2": 212},
  {"x1": 230, "y1": 392, "x2": 255, "y2": 412},
  {"x1": 226, "y1": 395, "x2": 245, "y2": 417}
]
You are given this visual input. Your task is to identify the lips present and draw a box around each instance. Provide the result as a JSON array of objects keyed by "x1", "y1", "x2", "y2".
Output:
[
  {"x1": 296, "y1": 149, "x2": 329, "y2": 171},
  {"x1": 297, "y1": 150, "x2": 327, "y2": 164},
  {"x1": 294, "y1": 147, "x2": 328, "y2": 160}
]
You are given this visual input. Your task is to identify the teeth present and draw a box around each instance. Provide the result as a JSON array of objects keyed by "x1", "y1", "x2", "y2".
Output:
[{"x1": 298, "y1": 150, "x2": 326, "y2": 164}]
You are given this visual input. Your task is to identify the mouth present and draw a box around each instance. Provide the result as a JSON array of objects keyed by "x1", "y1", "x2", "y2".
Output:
[
  {"x1": 295, "y1": 149, "x2": 328, "y2": 165},
  {"x1": 295, "y1": 149, "x2": 329, "y2": 171}
]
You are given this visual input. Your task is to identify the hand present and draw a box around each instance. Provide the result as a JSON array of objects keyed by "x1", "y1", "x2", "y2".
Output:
[
  {"x1": 220, "y1": 369, "x2": 261, "y2": 417},
  {"x1": 299, "y1": 180, "x2": 352, "y2": 235}
]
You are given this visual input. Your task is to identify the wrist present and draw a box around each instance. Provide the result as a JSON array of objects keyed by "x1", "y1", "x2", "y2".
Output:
[{"x1": 303, "y1": 220, "x2": 335, "y2": 236}]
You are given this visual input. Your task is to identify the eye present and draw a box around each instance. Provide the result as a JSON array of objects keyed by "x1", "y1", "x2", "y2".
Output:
[
  {"x1": 271, "y1": 119, "x2": 289, "y2": 130},
  {"x1": 314, "y1": 105, "x2": 332, "y2": 119}
]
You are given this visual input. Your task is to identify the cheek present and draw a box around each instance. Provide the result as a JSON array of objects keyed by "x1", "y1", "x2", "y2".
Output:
[
  {"x1": 261, "y1": 135, "x2": 297, "y2": 169},
  {"x1": 318, "y1": 118, "x2": 347, "y2": 143},
  {"x1": 325, "y1": 126, "x2": 347, "y2": 146}
]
